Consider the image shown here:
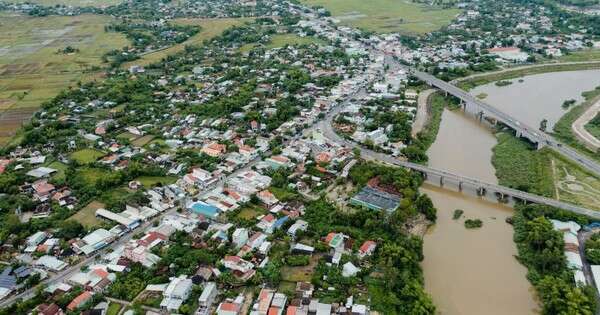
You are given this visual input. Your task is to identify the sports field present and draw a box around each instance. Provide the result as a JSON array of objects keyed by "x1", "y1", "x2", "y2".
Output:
[
  {"x1": 0, "y1": 13, "x2": 128, "y2": 145},
  {"x1": 301, "y1": 0, "x2": 461, "y2": 34}
]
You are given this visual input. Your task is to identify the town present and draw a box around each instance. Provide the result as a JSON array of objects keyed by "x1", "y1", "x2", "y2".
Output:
[{"x1": 2, "y1": 0, "x2": 600, "y2": 314}]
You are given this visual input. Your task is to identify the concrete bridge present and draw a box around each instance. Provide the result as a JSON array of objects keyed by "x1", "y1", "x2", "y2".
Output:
[
  {"x1": 317, "y1": 110, "x2": 600, "y2": 220},
  {"x1": 412, "y1": 70, "x2": 600, "y2": 178}
]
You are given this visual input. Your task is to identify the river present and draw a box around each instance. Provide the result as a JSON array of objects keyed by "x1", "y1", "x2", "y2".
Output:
[
  {"x1": 422, "y1": 69, "x2": 600, "y2": 314},
  {"x1": 471, "y1": 69, "x2": 600, "y2": 130}
]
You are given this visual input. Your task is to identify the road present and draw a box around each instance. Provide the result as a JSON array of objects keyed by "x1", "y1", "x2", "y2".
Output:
[
  {"x1": 572, "y1": 98, "x2": 600, "y2": 150},
  {"x1": 412, "y1": 69, "x2": 600, "y2": 179},
  {"x1": 316, "y1": 87, "x2": 600, "y2": 220},
  {"x1": 451, "y1": 60, "x2": 600, "y2": 84}
]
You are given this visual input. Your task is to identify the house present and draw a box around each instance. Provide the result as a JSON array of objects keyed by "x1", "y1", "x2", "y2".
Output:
[
  {"x1": 35, "y1": 255, "x2": 68, "y2": 271},
  {"x1": 257, "y1": 190, "x2": 279, "y2": 206},
  {"x1": 201, "y1": 142, "x2": 227, "y2": 157},
  {"x1": 232, "y1": 228, "x2": 249, "y2": 249},
  {"x1": 161, "y1": 275, "x2": 194, "y2": 312},
  {"x1": 37, "y1": 303, "x2": 64, "y2": 315},
  {"x1": 342, "y1": 262, "x2": 360, "y2": 277},
  {"x1": 222, "y1": 256, "x2": 254, "y2": 274},
  {"x1": 257, "y1": 214, "x2": 276, "y2": 232},
  {"x1": 265, "y1": 155, "x2": 292, "y2": 169},
  {"x1": 67, "y1": 291, "x2": 93, "y2": 311},
  {"x1": 287, "y1": 220, "x2": 308, "y2": 238},
  {"x1": 217, "y1": 302, "x2": 241, "y2": 315},
  {"x1": 27, "y1": 231, "x2": 48, "y2": 247},
  {"x1": 198, "y1": 282, "x2": 218, "y2": 308},
  {"x1": 358, "y1": 240, "x2": 376, "y2": 258},
  {"x1": 325, "y1": 232, "x2": 347, "y2": 252},
  {"x1": 32, "y1": 180, "x2": 55, "y2": 201}
]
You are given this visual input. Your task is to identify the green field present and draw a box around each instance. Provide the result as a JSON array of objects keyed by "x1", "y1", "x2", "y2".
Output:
[
  {"x1": 70, "y1": 148, "x2": 105, "y2": 164},
  {"x1": 0, "y1": 13, "x2": 128, "y2": 145},
  {"x1": 301, "y1": 0, "x2": 461, "y2": 34},
  {"x1": 557, "y1": 49, "x2": 600, "y2": 62},
  {"x1": 491, "y1": 132, "x2": 555, "y2": 198},
  {"x1": 47, "y1": 161, "x2": 68, "y2": 181},
  {"x1": 135, "y1": 176, "x2": 178, "y2": 188},
  {"x1": 69, "y1": 200, "x2": 104, "y2": 228},
  {"x1": 124, "y1": 17, "x2": 253, "y2": 68},
  {"x1": 106, "y1": 303, "x2": 122, "y2": 315}
]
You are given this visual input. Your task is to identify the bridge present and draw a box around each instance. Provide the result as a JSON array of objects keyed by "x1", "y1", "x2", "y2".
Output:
[
  {"x1": 317, "y1": 106, "x2": 600, "y2": 220},
  {"x1": 411, "y1": 70, "x2": 600, "y2": 178}
]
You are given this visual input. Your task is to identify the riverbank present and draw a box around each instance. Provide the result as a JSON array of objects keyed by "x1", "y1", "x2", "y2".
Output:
[
  {"x1": 456, "y1": 61, "x2": 600, "y2": 91},
  {"x1": 553, "y1": 85, "x2": 600, "y2": 159}
]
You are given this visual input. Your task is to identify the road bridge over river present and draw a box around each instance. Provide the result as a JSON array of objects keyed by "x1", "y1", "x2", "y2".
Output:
[
  {"x1": 412, "y1": 70, "x2": 600, "y2": 178},
  {"x1": 317, "y1": 108, "x2": 600, "y2": 220}
]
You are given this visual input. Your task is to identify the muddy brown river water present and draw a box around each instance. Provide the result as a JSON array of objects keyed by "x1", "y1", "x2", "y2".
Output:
[{"x1": 422, "y1": 70, "x2": 600, "y2": 314}]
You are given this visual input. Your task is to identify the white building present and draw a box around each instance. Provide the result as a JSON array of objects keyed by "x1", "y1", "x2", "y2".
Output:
[{"x1": 161, "y1": 275, "x2": 193, "y2": 312}]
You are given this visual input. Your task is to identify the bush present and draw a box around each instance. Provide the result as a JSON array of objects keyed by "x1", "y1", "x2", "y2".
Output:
[
  {"x1": 464, "y1": 219, "x2": 482, "y2": 229},
  {"x1": 452, "y1": 209, "x2": 464, "y2": 220}
]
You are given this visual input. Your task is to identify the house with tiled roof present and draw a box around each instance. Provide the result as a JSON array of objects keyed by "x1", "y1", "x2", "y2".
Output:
[
  {"x1": 358, "y1": 240, "x2": 376, "y2": 258},
  {"x1": 67, "y1": 291, "x2": 93, "y2": 311}
]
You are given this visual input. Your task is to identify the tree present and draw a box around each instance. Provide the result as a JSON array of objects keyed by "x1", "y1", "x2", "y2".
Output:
[{"x1": 415, "y1": 194, "x2": 436, "y2": 222}]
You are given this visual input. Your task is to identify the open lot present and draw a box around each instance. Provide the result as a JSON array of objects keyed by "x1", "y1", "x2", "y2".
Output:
[
  {"x1": 135, "y1": 176, "x2": 178, "y2": 188},
  {"x1": 69, "y1": 200, "x2": 105, "y2": 228},
  {"x1": 301, "y1": 0, "x2": 461, "y2": 34},
  {"x1": 551, "y1": 152, "x2": 600, "y2": 211},
  {"x1": 70, "y1": 148, "x2": 105, "y2": 164},
  {"x1": 0, "y1": 13, "x2": 128, "y2": 145},
  {"x1": 124, "y1": 17, "x2": 253, "y2": 67}
]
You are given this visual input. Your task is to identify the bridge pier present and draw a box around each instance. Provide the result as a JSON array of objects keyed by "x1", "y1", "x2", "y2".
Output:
[
  {"x1": 458, "y1": 181, "x2": 463, "y2": 192},
  {"x1": 477, "y1": 187, "x2": 486, "y2": 196},
  {"x1": 516, "y1": 130, "x2": 522, "y2": 138},
  {"x1": 439, "y1": 176, "x2": 444, "y2": 187}
]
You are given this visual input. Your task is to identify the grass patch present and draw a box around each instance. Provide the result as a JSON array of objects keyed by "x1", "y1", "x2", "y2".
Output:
[
  {"x1": 106, "y1": 302, "x2": 122, "y2": 315},
  {"x1": 135, "y1": 176, "x2": 177, "y2": 188},
  {"x1": 117, "y1": 132, "x2": 138, "y2": 142},
  {"x1": 557, "y1": 49, "x2": 600, "y2": 62},
  {"x1": 124, "y1": 17, "x2": 253, "y2": 68},
  {"x1": 269, "y1": 186, "x2": 299, "y2": 202},
  {"x1": 132, "y1": 135, "x2": 154, "y2": 147},
  {"x1": 47, "y1": 161, "x2": 68, "y2": 181},
  {"x1": 553, "y1": 85, "x2": 600, "y2": 161},
  {"x1": 236, "y1": 204, "x2": 267, "y2": 220},
  {"x1": 76, "y1": 167, "x2": 109, "y2": 186},
  {"x1": 491, "y1": 132, "x2": 555, "y2": 197},
  {"x1": 69, "y1": 200, "x2": 104, "y2": 228},
  {"x1": 550, "y1": 151, "x2": 600, "y2": 211},
  {"x1": 281, "y1": 254, "x2": 320, "y2": 283},
  {"x1": 70, "y1": 148, "x2": 105, "y2": 164},
  {"x1": 301, "y1": 0, "x2": 461, "y2": 34}
]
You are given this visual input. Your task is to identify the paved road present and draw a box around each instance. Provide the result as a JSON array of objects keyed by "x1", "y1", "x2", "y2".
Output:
[
  {"x1": 412, "y1": 69, "x2": 600, "y2": 179},
  {"x1": 451, "y1": 60, "x2": 600, "y2": 84},
  {"x1": 317, "y1": 87, "x2": 600, "y2": 220},
  {"x1": 572, "y1": 98, "x2": 600, "y2": 150}
]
